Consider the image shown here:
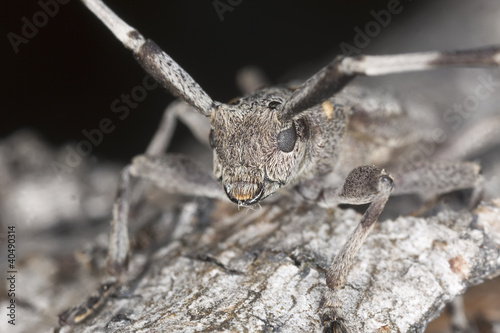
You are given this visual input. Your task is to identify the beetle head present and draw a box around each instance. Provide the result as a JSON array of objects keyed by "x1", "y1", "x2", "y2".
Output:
[{"x1": 209, "y1": 87, "x2": 309, "y2": 205}]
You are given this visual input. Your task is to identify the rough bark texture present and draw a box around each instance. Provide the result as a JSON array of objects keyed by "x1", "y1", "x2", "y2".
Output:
[
  {"x1": 1, "y1": 131, "x2": 500, "y2": 333},
  {"x1": 59, "y1": 199, "x2": 500, "y2": 333}
]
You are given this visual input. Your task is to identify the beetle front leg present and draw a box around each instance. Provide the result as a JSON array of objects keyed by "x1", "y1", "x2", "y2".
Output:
[
  {"x1": 107, "y1": 95, "x2": 214, "y2": 276},
  {"x1": 107, "y1": 166, "x2": 133, "y2": 276},
  {"x1": 107, "y1": 154, "x2": 225, "y2": 276},
  {"x1": 325, "y1": 167, "x2": 394, "y2": 291},
  {"x1": 309, "y1": 166, "x2": 393, "y2": 330}
]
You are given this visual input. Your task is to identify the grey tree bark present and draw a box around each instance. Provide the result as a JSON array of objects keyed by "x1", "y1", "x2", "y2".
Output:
[
  {"x1": 1, "y1": 131, "x2": 500, "y2": 333},
  {"x1": 61, "y1": 197, "x2": 500, "y2": 333},
  {"x1": 1, "y1": 131, "x2": 499, "y2": 333}
]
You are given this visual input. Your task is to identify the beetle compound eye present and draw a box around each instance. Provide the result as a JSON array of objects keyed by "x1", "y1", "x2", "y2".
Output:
[
  {"x1": 209, "y1": 128, "x2": 216, "y2": 149},
  {"x1": 277, "y1": 123, "x2": 297, "y2": 152},
  {"x1": 268, "y1": 101, "x2": 281, "y2": 109}
]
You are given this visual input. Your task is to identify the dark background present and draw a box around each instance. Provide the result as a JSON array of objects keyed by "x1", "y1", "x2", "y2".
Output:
[{"x1": 1, "y1": 0, "x2": 431, "y2": 163}]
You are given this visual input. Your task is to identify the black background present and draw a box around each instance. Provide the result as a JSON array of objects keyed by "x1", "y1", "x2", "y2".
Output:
[{"x1": 2, "y1": 0, "x2": 430, "y2": 162}]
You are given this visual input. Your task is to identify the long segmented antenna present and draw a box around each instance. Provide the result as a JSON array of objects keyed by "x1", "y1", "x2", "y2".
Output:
[
  {"x1": 81, "y1": 1, "x2": 500, "y2": 123},
  {"x1": 80, "y1": 0, "x2": 217, "y2": 116},
  {"x1": 280, "y1": 46, "x2": 500, "y2": 121}
]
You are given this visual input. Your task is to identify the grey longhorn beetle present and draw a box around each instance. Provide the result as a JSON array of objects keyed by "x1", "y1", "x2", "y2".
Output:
[{"x1": 78, "y1": 0, "x2": 500, "y2": 328}]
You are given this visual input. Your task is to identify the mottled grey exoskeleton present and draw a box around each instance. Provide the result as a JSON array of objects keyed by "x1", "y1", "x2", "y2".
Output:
[{"x1": 78, "y1": 0, "x2": 500, "y2": 329}]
